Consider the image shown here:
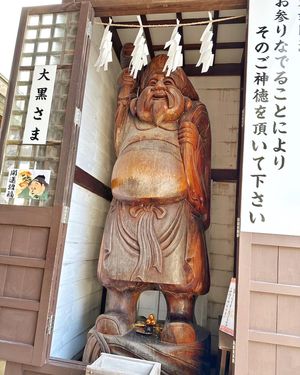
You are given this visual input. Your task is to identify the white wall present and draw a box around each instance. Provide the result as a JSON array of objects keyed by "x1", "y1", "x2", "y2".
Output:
[
  {"x1": 51, "y1": 20, "x2": 121, "y2": 359},
  {"x1": 193, "y1": 76, "x2": 240, "y2": 353}
]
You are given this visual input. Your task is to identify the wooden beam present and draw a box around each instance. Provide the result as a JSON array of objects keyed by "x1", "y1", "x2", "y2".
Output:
[
  {"x1": 217, "y1": 41, "x2": 245, "y2": 49},
  {"x1": 211, "y1": 169, "x2": 238, "y2": 182},
  {"x1": 141, "y1": 15, "x2": 155, "y2": 59},
  {"x1": 74, "y1": 166, "x2": 112, "y2": 201},
  {"x1": 153, "y1": 42, "x2": 245, "y2": 51},
  {"x1": 101, "y1": 16, "x2": 122, "y2": 62},
  {"x1": 91, "y1": 0, "x2": 247, "y2": 16},
  {"x1": 184, "y1": 63, "x2": 242, "y2": 76},
  {"x1": 212, "y1": 11, "x2": 219, "y2": 57},
  {"x1": 176, "y1": 12, "x2": 185, "y2": 66}
]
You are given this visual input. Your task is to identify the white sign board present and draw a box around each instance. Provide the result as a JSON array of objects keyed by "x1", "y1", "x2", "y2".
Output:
[
  {"x1": 23, "y1": 65, "x2": 57, "y2": 144},
  {"x1": 220, "y1": 278, "x2": 236, "y2": 336},
  {"x1": 241, "y1": 0, "x2": 300, "y2": 236}
]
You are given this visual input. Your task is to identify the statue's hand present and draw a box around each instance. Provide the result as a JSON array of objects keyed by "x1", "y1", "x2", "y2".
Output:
[
  {"x1": 118, "y1": 68, "x2": 136, "y2": 95},
  {"x1": 178, "y1": 121, "x2": 200, "y2": 151}
]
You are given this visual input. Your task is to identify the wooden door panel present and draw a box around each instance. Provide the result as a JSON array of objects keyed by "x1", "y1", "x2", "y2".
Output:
[
  {"x1": 0, "y1": 205, "x2": 63, "y2": 364},
  {"x1": 0, "y1": 1, "x2": 93, "y2": 367},
  {"x1": 236, "y1": 233, "x2": 300, "y2": 374},
  {"x1": 0, "y1": 308, "x2": 38, "y2": 344},
  {"x1": 5, "y1": 359, "x2": 86, "y2": 375}
]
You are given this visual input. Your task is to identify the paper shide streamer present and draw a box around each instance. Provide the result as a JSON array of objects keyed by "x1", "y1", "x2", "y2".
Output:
[
  {"x1": 129, "y1": 16, "x2": 149, "y2": 78},
  {"x1": 94, "y1": 17, "x2": 113, "y2": 71},
  {"x1": 163, "y1": 19, "x2": 183, "y2": 76},
  {"x1": 94, "y1": 12, "x2": 221, "y2": 74},
  {"x1": 196, "y1": 11, "x2": 215, "y2": 73}
]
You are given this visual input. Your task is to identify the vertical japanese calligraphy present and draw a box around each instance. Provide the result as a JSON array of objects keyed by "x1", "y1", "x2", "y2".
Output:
[
  {"x1": 23, "y1": 65, "x2": 57, "y2": 144},
  {"x1": 220, "y1": 278, "x2": 236, "y2": 336},
  {"x1": 241, "y1": 0, "x2": 300, "y2": 236}
]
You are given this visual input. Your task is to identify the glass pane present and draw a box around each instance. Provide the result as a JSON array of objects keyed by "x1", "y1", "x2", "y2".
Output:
[
  {"x1": 37, "y1": 42, "x2": 49, "y2": 52},
  {"x1": 0, "y1": 10, "x2": 79, "y2": 207},
  {"x1": 24, "y1": 43, "x2": 35, "y2": 53},
  {"x1": 20, "y1": 12, "x2": 78, "y2": 68},
  {"x1": 28, "y1": 15, "x2": 39, "y2": 26},
  {"x1": 26, "y1": 29, "x2": 38, "y2": 39},
  {"x1": 42, "y1": 14, "x2": 53, "y2": 25},
  {"x1": 40, "y1": 28, "x2": 51, "y2": 38}
]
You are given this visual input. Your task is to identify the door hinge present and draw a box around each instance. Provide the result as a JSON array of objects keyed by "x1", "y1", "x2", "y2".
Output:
[
  {"x1": 47, "y1": 314, "x2": 54, "y2": 335},
  {"x1": 74, "y1": 107, "x2": 81, "y2": 127},
  {"x1": 86, "y1": 21, "x2": 93, "y2": 38},
  {"x1": 241, "y1": 108, "x2": 245, "y2": 128},
  {"x1": 61, "y1": 205, "x2": 70, "y2": 224},
  {"x1": 236, "y1": 217, "x2": 241, "y2": 238},
  {"x1": 232, "y1": 339, "x2": 236, "y2": 364}
]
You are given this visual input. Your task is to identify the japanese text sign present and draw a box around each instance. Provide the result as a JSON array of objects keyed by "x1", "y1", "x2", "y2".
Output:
[
  {"x1": 23, "y1": 65, "x2": 57, "y2": 144},
  {"x1": 241, "y1": 0, "x2": 300, "y2": 236},
  {"x1": 220, "y1": 278, "x2": 236, "y2": 336}
]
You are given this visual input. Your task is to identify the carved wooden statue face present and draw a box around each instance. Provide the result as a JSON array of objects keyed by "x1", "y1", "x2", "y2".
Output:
[
  {"x1": 130, "y1": 55, "x2": 198, "y2": 126},
  {"x1": 133, "y1": 72, "x2": 185, "y2": 126}
]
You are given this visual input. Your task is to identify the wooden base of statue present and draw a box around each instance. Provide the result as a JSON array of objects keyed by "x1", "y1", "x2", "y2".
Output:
[{"x1": 83, "y1": 320, "x2": 211, "y2": 375}]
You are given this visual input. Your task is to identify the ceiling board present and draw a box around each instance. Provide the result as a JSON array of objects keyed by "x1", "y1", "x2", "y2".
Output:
[
  {"x1": 149, "y1": 27, "x2": 173, "y2": 45},
  {"x1": 219, "y1": 9, "x2": 247, "y2": 17},
  {"x1": 117, "y1": 28, "x2": 139, "y2": 46},
  {"x1": 112, "y1": 15, "x2": 139, "y2": 22},
  {"x1": 182, "y1": 11, "x2": 210, "y2": 18},
  {"x1": 215, "y1": 48, "x2": 244, "y2": 64},
  {"x1": 185, "y1": 50, "x2": 200, "y2": 65},
  {"x1": 183, "y1": 25, "x2": 206, "y2": 44},
  {"x1": 217, "y1": 24, "x2": 246, "y2": 43}
]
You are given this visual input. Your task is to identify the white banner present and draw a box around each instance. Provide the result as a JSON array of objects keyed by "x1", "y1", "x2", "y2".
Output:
[
  {"x1": 23, "y1": 65, "x2": 57, "y2": 144},
  {"x1": 241, "y1": 0, "x2": 300, "y2": 236},
  {"x1": 220, "y1": 278, "x2": 236, "y2": 336}
]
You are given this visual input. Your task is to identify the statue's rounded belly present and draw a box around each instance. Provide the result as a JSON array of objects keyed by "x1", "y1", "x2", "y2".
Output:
[{"x1": 111, "y1": 149, "x2": 187, "y2": 201}]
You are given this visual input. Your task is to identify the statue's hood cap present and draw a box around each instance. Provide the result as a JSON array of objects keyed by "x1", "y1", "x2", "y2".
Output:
[{"x1": 140, "y1": 54, "x2": 199, "y2": 101}]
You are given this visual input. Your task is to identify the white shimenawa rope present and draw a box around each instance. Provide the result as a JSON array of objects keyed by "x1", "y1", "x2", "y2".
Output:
[
  {"x1": 94, "y1": 14, "x2": 244, "y2": 73},
  {"x1": 94, "y1": 14, "x2": 244, "y2": 28}
]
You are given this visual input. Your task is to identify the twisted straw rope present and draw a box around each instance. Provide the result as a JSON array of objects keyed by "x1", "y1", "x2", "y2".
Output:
[{"x1": 94, "y1": 15, "x2": 245, "y2": 28}]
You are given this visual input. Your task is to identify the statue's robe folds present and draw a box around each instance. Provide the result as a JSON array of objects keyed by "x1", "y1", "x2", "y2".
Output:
[{"x1": 98, "y1": 113, "x2": 209, "y2": 295}]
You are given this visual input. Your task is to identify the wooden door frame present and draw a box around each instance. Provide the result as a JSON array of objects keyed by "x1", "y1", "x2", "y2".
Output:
[
  {"x1": 0, "y1": 1, "x2": 93, "y2": 372},
  {"x1": 4, "y1": 0, "x2": 248, "y2": 373}
]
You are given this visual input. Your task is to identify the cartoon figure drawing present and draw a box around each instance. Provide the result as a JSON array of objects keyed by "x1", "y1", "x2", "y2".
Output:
[{"x1": 9, "y1": 169, "x2": 50, "y2": 201}]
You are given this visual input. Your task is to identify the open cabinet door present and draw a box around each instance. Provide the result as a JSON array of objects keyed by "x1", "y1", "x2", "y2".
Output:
[{"x1": 0, "y1": 1, "x2": 93, "y2": 367}]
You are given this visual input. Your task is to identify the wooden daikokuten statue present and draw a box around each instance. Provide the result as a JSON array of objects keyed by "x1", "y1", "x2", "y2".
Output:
[{"x1": 84, "y1": 52, "x2": 211, "y2": 373}]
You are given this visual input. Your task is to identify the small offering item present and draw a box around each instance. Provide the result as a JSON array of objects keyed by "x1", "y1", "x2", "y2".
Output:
[
  {"x1": 134, "y1": 314, "x2": 159, "y2": 336},
  {"x1": 145, "y1": 314, "x2": 156, "y2": 334}
]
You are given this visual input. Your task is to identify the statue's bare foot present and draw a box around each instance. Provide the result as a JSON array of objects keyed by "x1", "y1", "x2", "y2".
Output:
[
  {"x1": 95, "y1": 312, "x2": 133, "y2": 336},
  {"x1": 160, "y1": 321, "x2": 197, "y2": 344}
]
